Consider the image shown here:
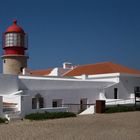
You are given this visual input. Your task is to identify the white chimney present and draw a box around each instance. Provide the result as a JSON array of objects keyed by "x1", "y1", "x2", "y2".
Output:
[
  {"x1": 63, "y1": 62, "x2": 73, "y2": 69},
  {"x1": 22, "y1": 68, "x2": 31, "y2": 75},
  {"x1": 22, "y1": 68, "x2": 26, "y2": 75}
]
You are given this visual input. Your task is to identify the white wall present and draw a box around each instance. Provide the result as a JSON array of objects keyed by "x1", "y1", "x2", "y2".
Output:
[
  {"x1": 0, "y1": 96, "x2": 3, "y2": 115},
  {"x1": 1, "y1": 73, "x2": 139, "y2": 116},
  {"x1": 0, "y1": 74, "x2": 19, "y2": 95},
  {"x1": 120, "y1": 75, "x2": 140, "y2": 93},
  {"x1": 0, "y1": 74, "x2": 21, "y2": 112},
  {"x1": 18, "y1": 75, "x2": 116, "y2": 115},
  {"x1": 20, "y1": 95, "x2": 32, "y2": 116},
  {"x1": 19, "y1": 75, "x2": 116, "y2": 90},
  {"x1": 20, "y1": 87, "x2": 101, "y2": 116},
  {"x1": 105, "y1": 74, "x2": 140, "y2": 99}
]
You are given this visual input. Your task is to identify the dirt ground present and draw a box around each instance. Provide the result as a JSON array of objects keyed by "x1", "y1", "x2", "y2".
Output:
[{"x1": 0, "y1": 111, "x2": 140, "y2": 140}]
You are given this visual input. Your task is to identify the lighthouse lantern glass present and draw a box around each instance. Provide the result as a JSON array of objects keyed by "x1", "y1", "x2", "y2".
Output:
[{"x1": 5, "y1": 33, "x2": 24, "y2": 47}]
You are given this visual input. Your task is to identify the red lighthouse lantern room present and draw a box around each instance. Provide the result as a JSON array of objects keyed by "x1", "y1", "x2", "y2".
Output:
[
  {"x1": 2, "y1": 20, "x2": 28, "y2": 75},
  {"x1": 3, "y1": 20, "x2": 27, "y2": 55}
]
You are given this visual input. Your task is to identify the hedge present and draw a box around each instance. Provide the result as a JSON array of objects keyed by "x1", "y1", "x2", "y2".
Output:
[
  {"x1": 105, "y1": 105, "x2": 140, "y2": 113},
  {"x1": 0, "y1": 117, "x2": 8, "y2": 124},
  {"x1": 25, "y1": 112, "x2": 76, "y2": 120}
]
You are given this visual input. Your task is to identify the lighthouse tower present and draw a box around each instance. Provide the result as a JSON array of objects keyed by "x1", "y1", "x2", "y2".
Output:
[{"x1": 1, "y1": 20, "x2": 28, "y2": 75}]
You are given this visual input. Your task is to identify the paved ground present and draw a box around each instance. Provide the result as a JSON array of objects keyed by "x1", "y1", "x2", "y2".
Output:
[{"x1": 0, "y1": 111, "x2": 140, "y2": 140}]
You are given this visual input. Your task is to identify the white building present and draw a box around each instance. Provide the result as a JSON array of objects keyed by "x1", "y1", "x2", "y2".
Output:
[
  {"x1": 0, "y1": 21, "x2": 140, "y2": 118},
  {"x1": 0, "y1": 61, "x2": 140, "y2": 117}
]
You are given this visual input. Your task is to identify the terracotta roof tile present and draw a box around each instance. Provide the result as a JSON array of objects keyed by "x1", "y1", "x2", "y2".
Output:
[
  {"x1": 30, "y1": 69, "x2": 52, "y2": 76},
  {"x1": 63, "y1": 62, "x2": 140, "y2": 76}
]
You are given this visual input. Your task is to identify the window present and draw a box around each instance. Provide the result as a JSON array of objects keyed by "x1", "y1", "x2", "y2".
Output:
[
  {"x1": 32, "y1": 98, "x2": 37, "y2": 109},
  {"x1": 5, "y1": 33, "x2": 25, "y2": 47},
  {"x1": 52, "y1": 99, "x2": 62, "y2": 107},
  {"x1": 3, "y1": 59, "x2": 6, "y2": 63},
  {"x1": 134, "y1": 86, "x2": 140, "y2": 97},
  {"x1": 32, "y1": 94, "x2": 44, "y2": 109},
  {"x1": 52, "y1": 101, "x2": 57, "y2": 107}
]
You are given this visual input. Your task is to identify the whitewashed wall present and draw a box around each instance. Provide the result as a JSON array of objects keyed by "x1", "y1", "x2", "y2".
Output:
[
  {"x1": 18, "y1": 75, "x2": 117, "y2": 116},
  {"x1": 18, "y1": 76, "x2": 114, "y2": 90},
  {"x1": 0, "y1": 74, "x2": 19, "y2": 95},
  {"x1": 0, "y1": 74, "x2": 21, "y2": 112},
  {"x1": 120, "y1": 75, "x2": 140, "y2": 96},
  {"x1": 105, "y1": 74, "x2": 140, "y2": 99},
  {"x1": 0, "y1": 96, "x2": 3, "y2": 115},
  {"x1": 1, "y1": 73, "x2": 139, "y2": 116},
  {"x1": 20, "y1": 87, "x2": 101, "y2": 116}
]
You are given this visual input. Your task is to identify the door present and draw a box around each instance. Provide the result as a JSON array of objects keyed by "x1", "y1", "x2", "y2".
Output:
[
  {"x1": 52, "y1": 101, "x2": 57, "y2": 107},
  {"x1": 32, "y1": 98, "x2": 37, "y2": 109},
  {"x1": 114, "y1": 88, "x2": 118, "y2": 99},
  {"x1": 80, "y1": 98, "x2": 87, "y2": 111},
  {"x1": 52, "y1": 99, "x2": 62, "y2": 107}
]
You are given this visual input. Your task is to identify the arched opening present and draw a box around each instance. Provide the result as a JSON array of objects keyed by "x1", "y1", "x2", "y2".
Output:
[{"x1": 32, "y1": 94, "x2": 44, "y2": 109}]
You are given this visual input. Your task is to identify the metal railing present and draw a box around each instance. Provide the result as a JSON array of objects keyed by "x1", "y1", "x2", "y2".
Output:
[
  {"x1": 62, "y1": 103, "x2": 95, "y2": 113},
  {"x1": 105, "y1": 97, "x2": 136, "y2": 106}
]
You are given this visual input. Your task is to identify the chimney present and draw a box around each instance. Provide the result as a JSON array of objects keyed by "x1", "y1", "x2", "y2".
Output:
[{"x1": 63, "y1": 62, "x2": 73, "y2": 69}]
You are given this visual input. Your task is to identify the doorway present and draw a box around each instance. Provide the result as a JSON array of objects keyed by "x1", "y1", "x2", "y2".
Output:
[
  {"x1": 114, "y1": 88, "x2": 118, "y2": 99},
  {"x1": 80, "y1": 98, "x2": 87, "y2": 111},
  {"x1": 52, "y1": 99, "x2": 62, "y2": 107}
]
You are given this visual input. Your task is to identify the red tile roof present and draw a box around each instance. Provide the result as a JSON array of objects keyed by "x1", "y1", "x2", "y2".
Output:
[
  {"x1": 63, "y1": 62, "x2": 140, "y2": 76},
  {"x1": 30, "y1": 69, "x2": 52, "y2": 76}
]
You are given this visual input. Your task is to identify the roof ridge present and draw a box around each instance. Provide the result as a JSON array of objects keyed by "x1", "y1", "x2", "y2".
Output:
[
  {"x1": 111, "y1": 62, "x2": 140, "y2": 72},
  {"x1": 74, "y1": 61, "x2": 112, "y2": 68},
  {"x1": 106, "y1": 62, "x2": 116, "y2": 72},
  {"x1": 63, "y1": 61, "x2": 140, "y2": 76}
]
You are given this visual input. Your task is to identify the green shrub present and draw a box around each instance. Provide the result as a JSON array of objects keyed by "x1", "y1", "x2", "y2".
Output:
[
  {"x1": 25, "y1": 112, "x2": 76, "y2": 120},
  {"x1": 105, "y1": 105, "x2": 140, "y2": 113},
  {"x1": 0, "y1": 117, "x2": 8, "y2": 123}
]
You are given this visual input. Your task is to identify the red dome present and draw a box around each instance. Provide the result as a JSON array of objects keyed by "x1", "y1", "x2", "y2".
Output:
[{"x1": 6, "y1": 20, "x2": 25, "y2": 33}]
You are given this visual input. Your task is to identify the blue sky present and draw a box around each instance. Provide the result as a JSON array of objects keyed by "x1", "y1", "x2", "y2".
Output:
[{"x1": 0, "y1": 0, "x2": 140, "y2": 71}]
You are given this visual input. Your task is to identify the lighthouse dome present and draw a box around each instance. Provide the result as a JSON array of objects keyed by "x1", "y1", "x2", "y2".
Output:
[{"x1": 6, "y1": 20, "x2": 25, "y2": 33}]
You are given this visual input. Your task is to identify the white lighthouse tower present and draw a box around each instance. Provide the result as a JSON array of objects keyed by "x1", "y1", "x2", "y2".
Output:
[{"x1": 1, "y1": 20, "x2": 29, "y2": 75}]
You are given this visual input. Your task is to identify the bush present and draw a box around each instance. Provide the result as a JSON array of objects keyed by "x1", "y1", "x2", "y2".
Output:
[
  {"x1": 0, "y1": 117, "x2": 8, "y2": 123},
  {"x1": 105, "y1": 105, "x2": 140, "y2": 113},
  {"x1": 25, "y1": 112, "x2": 76, "y2": 120}
]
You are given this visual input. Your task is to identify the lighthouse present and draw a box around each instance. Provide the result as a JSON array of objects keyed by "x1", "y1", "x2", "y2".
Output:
[{"x1": 1, "y1": 20, "x2": 28, "y2": 75}]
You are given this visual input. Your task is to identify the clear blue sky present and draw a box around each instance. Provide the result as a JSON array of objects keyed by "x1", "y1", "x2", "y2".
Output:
[{"x1": 0, "y1": 0, "x2": 140, "y2": 71}]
